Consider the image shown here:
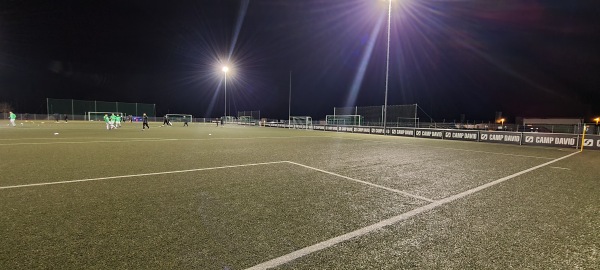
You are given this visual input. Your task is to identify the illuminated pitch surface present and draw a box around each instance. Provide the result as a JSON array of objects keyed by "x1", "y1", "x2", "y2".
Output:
[{"x1": 0, "y1": 121, "x2": 597, "y2": 269}]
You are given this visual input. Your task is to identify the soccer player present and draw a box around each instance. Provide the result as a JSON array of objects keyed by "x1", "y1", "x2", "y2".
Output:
[
  {"x1": 110, "y1": 113, "x2": 117, "y2": 129},
  {"x1": 142, "y1": 113, "x2": 149, "y2": 130},
  {"x1": 183, "y1": 117, "x2": 189, "y2": 127},
  {"x1": 162, "y1": 114, "x2": 169, "y2": 126},
  {"x1": 64, "y1": 114, "x2": 68, "y2": 123},
  {"x1": 116, "y1": 114, "x2": 122, "y2": 128},
  {"x1": 9, "y1": 111, "x2": 16, "y2": 127},
  {"x1": 103, "y1": 114, "x2": 110, "y2": 130}
]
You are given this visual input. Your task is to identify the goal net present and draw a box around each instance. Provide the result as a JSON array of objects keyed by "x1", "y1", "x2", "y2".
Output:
[
  {"x1": 396, "y1": 117, "x2": 419, "y2": 127},
  {"x1": 326, "y1": 115, "x2": 363, "y2": 126},
  {"x1": 239, "y1": 116, "x2": 257, "y2": 125},
  {"x1": 166, "y1": 114, "x2": 193, "y2": 123},
  {"x1": 290, "y1": 116, "x2": 313, "y2": 129},
  {"x1": 87, "y1": 112, "x2": 123, "y2": 121}
]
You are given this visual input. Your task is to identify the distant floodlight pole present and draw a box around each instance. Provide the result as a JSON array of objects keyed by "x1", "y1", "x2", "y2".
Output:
[
  {"x1": 222, "y1": 66, "x2": 229, "y2": 119},
  {"x1": 383, "y1": 0, "x2": 392, "y2": 133},
  {"x1": 288, "y1": 70, "x2": 292, "y2": 129}
]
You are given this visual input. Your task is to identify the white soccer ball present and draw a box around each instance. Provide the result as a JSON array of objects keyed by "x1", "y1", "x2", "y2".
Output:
[
  {"x1": 209, "y1": 134, "x2": 212, "y2": 136},
  {"x1": 54, "y1": 133, "x2": 59, "y2": 135}
]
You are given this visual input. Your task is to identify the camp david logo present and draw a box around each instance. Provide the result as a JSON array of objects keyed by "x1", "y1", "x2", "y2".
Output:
[
  {"x1": 584, "y1": 139, "x2": 594, "y2": 147},
  {"x1": 481, "y1": 134, "x2": 488, "y2": 140},
  {"x1": 525, "y1": 136, "x2": 534, "y2": 143}
]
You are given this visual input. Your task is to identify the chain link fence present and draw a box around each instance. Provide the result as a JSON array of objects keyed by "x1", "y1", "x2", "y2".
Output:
[
  {"x1": 46, "y1": 98, "x2": 156, "y2": 119},
  {"x1": 333, "y1": 104, "x2": 418, "y2": 127}
]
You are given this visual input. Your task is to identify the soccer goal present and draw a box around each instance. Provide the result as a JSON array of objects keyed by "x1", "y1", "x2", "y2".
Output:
[
  {"x1": 165, "y1": 114, "x2": 193, "y2": 123},
  {"x1": 87, "y1": 112, "x2": 123, "y2": 121},
  {"x1": 290, "y1": 116, "x2": 313, "y2": 129},
  {"x1": 222, "y1": 116, "x2": 236, "y2": 123},
  {"x1": 326, "y1": 115, "x2": 363, "y2": 126},
  {"x1": 239, "y1": 116, "x2": 257, "y2": 125}
]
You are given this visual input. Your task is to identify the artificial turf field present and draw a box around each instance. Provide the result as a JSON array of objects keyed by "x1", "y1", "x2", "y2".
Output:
[{"x1": 1, "y1": 120, "x2": 598, "y2": 269}]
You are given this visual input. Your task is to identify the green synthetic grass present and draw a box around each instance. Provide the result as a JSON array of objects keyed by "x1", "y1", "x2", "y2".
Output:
[
  {"x1": 1, "y1": 164, "x2": 423, "y2": 269},
  {"x1": 276, "y1": 152, "x2": 600, "y2": 270},
  {"x1": 1, "y1": 121, "x2": 597, "y2": 269}
]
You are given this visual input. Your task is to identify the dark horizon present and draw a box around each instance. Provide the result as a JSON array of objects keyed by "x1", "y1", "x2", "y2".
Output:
[{"x1": 1, "y1": 0, "x2": 599, "y2": 122}]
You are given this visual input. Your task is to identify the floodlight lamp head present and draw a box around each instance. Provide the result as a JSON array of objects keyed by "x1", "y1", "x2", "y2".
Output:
[{"x1": 222, "y1": 66, "x2": 229, "y2": 73}]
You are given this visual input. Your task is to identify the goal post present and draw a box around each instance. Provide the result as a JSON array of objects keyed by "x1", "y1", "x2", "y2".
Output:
[
  {"x1": 290, "y1": 116, "x2": 312, "y2": 129},
  {"x1": 165, "y1": 114, "x2": 193, "y2": 123},
  {"x1": 326, "y1": 115, "x2": 363, "y2": 126},
  {"x1": 87, "y1": 112, "x2": 123, "y2": 121}
]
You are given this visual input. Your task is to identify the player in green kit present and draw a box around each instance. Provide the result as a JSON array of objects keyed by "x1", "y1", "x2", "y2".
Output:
[
  {"x1": 109, "y1": 113, "x2": 117, "y2": 129},
  {"x1": 115, "y1": 114, "x2": 122, "y2": 128},
  {"x1": 9, "y1": 111, "x2": 17, "y2": 127},
  {"x1": 103, "y1": 114, "x2": 110, "y2": 130}
]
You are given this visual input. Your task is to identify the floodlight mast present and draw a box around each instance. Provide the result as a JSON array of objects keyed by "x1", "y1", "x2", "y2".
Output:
[
  {"x1": 222, "y1": 66, "x2": 229, "y2": 119},
  {"x1": 383, "y1": 0, "x2": 392, "y2": 133}
]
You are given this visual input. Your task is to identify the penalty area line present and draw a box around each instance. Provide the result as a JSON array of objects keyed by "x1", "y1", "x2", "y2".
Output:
[
  {"x1": 245, "y1": 151, "x2": 579, "y2": 270},
  {"x1": 0, "y1": 161, "x2": 288, "y2": 190},
  {"x1": 285, "y1": 161, "x2": 435, "y2": 203}
]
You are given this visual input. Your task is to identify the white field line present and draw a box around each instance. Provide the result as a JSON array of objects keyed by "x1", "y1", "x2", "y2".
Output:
[
  {"x1": 0, "y1": 138, "x2": 178, "y2": 146},
  {"x1": 0, "y1": 135, "x2": 328, "y2": 146},
  {"x1": 0, "y1": 137, "x2": 165, "y2": 141},
  {"x1": 286, "y1": 161, "x2": 435, "y2": 203},
  {"x1": 0, "y1": 161, "x2": 288, "y2": 190},
  {"x1": 549, "y1": 166, "x2": 571, "y2": 170},
  {"x1": 245, "y1": 151, "x2": 579, "y2": 270},
  {"x1": 168, "y1": 135, "x2": 328, "y2": 141},
  {"x1": 327, "y1": 136, "x2": 557, "y2": 160}
]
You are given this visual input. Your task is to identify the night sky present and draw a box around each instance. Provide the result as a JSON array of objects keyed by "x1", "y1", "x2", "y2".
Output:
[{"x1": 1, "y1": 0, "x2": 599, "y2": 122}]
